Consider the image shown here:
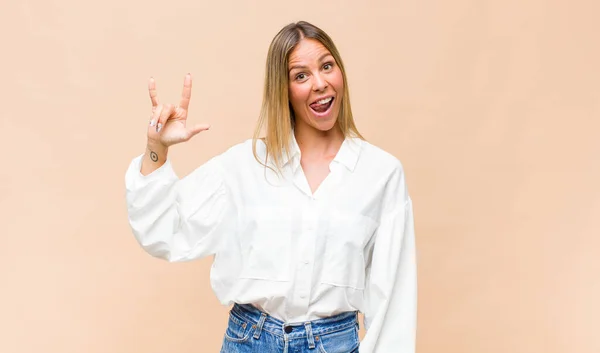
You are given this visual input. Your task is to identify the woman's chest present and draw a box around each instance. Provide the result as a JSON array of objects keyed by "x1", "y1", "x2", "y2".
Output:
[
  {"x1": 235, "y1": 193, "x2": 382, "y2": 288},
  {"x1": 300, "y1": 158, "x2": 333, "y2": 195}
]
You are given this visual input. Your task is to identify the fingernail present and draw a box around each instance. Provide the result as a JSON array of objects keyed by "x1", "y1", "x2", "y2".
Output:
[
  {"x1": 157, "y1": 123, "x2": 163, "y2": 132},
  {"x1": 150, "y1": 119, "x2": 156, "y2": 127}
]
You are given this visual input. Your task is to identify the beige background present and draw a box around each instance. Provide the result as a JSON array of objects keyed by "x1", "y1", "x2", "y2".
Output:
[{"x1": 1, "y1": 0, "x2": 598, "y2": 352}]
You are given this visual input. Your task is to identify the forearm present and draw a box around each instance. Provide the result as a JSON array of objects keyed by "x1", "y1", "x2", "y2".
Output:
[
  {"x1": 141, "y1": 142, "x2": 168, "y2": 175},
  {"x1": 125, "y1": 150, "x2": 231, "y2": 262}
]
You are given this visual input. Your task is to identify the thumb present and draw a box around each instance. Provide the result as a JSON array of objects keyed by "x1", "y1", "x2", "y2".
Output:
[{"x1": 186, "y1": 123, "x2": 211, "y2": 140}]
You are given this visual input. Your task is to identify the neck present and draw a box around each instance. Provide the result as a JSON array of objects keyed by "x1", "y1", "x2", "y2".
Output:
[{"x1": 294, "y1": 123, "x2": 345, "y2": 160}]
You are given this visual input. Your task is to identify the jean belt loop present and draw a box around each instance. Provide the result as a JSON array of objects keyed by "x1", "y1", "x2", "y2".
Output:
[
  {"x1": 304, "y1": 322, "x2": 316, "y2": 349},
  {"x1": 253, "y1": 312, "x2": 267, "y2": 339}
]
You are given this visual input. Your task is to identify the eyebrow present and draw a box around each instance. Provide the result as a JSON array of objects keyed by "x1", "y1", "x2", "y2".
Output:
[{"x1": 288, "y1": 53, "x2": 333, "y2": 72}]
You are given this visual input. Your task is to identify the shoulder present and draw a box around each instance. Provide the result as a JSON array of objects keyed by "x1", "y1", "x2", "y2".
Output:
[
  {"x1": 222, "y1": 138, "x2": 254, "y2": 155},
  {"x1": 356, "y1": 138, "x2": 406, "y2": 175},
  {"x1": 216, "y1": 138, "x2": 265, "y2": 166},
  {"x1": 356, "y1": 139, "x2": 411, "y2": 208}
]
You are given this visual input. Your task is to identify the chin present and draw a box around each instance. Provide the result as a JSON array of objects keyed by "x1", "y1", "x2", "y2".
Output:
[{"x1": 314, "y1": 121, "x2": 338, "y2": 132}]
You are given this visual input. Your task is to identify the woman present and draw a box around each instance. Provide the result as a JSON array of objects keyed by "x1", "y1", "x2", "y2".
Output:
[{"x1": 125, "y1": 21, "x2": 417, "y2": 353}]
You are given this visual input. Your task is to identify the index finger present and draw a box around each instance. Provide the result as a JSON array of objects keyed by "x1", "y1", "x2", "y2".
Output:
[
  {"x1": 179, "y1": 73, "x2": 192, "y2": 110},
  {"x1": 148, "y1": 77, "x2": 160, "y2": 109}
]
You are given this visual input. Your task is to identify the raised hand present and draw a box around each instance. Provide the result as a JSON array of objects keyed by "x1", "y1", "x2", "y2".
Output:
[
  {"x1": 140, "y1": 74, "x2": 210, "y2": 175},
  {"x1": 147, "y1": 74, "x2": 210, "y2": 148}
]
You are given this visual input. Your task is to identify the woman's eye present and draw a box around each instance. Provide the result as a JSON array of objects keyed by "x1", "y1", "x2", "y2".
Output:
[
  {"x1": 296, "y1": 73, "x2": 306, "y2": 80},
  {"x1": 323, "y1": 63, "x2": 333, "y2": 70}
]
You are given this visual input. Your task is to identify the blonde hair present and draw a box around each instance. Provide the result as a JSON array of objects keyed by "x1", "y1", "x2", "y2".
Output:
[{"x1": 252, "y1": 21, "x2": 364, "y2": 174}]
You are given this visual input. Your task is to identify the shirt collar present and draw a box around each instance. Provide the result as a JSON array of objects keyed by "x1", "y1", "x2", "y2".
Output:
[
  {"x1": 281, "y1": 132, "x2": 362, "y2": 172},
  {"x1": 334, "y1": 137, "x2": 362, "y2": 172}
]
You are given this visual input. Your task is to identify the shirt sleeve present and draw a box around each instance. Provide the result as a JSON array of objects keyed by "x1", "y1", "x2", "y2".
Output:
[
  {"x1": 124, "y1": 153, "x2": 235, "y2": 262},
  {"x1": 360, "y1": 168, "x2": 418, "y2": 352}
]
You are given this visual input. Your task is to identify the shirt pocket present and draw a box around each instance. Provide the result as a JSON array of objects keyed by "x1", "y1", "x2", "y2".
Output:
[
  {"x1": 321, "y1": 210, "x2": 378, "y2": 290},
  {"x1": 239, "y1": 207, "x2": 292, "y2": 282}
]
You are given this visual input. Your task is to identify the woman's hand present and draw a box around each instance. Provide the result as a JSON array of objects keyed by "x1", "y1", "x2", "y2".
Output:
[
  {"x1": 140, "y1": 74, "x2": 210, "y2": 175},
  {"x1": 147, "y1": 74, "x2": 210, "y2": 148}
]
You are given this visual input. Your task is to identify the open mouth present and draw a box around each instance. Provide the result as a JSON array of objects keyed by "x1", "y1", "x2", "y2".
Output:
[{"x1": 309, "y1": 96, "x2": 334, "y2": 117}]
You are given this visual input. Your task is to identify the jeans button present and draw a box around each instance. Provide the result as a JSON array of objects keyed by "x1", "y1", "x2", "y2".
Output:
[{"x1": 284, "y1": 326, "x2": 293, "y2": 333}]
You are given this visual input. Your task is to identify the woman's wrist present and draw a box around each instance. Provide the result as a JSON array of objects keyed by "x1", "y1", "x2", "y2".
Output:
[
  {"x1": 146, "y1": 140, "x2": 168, "y2": 159},
  {"x1": 141, "y1": 141, "x2": 169, "y2": 175}
]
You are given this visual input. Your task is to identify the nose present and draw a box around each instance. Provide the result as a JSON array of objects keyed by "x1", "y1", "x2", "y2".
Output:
[{"x1": 312, "y1": 73, "x2": 328, "y2": 92}]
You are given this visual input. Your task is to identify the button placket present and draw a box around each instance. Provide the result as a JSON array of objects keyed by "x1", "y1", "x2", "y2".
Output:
[{"x1": 293, "y1": 198, "x2": 317, "y2": 309}]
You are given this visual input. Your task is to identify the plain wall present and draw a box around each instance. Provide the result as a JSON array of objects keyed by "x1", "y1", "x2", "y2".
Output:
[{"x1": 1, "y1": 0, "x2": 599, "y2": 352}]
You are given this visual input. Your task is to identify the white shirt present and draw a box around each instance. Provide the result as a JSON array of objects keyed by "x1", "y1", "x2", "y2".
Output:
[{"x1": 125, "y1": 135, "x2": 417, "y2": 353}]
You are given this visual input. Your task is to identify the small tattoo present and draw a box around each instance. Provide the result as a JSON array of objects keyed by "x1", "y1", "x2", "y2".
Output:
[{"x1": 150, "y1": 151, "x2": 158, "y2": 162}]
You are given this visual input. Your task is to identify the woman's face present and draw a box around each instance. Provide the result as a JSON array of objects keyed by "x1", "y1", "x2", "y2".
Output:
[{"x1": 288, "y1": 38, "x2": 344, "y2": 133}]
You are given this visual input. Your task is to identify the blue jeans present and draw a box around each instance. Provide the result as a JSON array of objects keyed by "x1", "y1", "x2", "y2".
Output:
[{"x1": 220, "y1": 303, "x2": 360, "y2": 353}]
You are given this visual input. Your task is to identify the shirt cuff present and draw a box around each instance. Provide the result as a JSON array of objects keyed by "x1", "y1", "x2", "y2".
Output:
[{"x1": 125, "y1": 154, "x2": 178, "y2": 188}]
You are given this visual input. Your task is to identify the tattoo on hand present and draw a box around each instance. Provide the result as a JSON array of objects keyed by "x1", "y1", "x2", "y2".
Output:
[{"x1": 150, "y1": 151, "x2": 158, "y2": 162}]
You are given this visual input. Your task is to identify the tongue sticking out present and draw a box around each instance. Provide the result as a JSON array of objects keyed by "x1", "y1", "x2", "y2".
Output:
[{"x1": 310, "y1": 98, "x2": 333, "y2": 113}]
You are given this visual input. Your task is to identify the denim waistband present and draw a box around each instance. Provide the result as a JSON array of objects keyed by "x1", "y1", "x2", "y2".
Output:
[{"x1": 231, "y1": 303, "x2": 359, "y2": 341}]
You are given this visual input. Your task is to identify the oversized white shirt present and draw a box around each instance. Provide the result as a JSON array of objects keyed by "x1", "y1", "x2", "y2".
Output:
[{"x1": 125, "y1": 135, "x2": 417, "y2": 353}]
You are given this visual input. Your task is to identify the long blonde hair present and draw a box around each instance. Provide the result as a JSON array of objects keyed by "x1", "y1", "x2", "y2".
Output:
[{"x1": 252, "y1": 21, "x2": 364, "y2": 173}]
